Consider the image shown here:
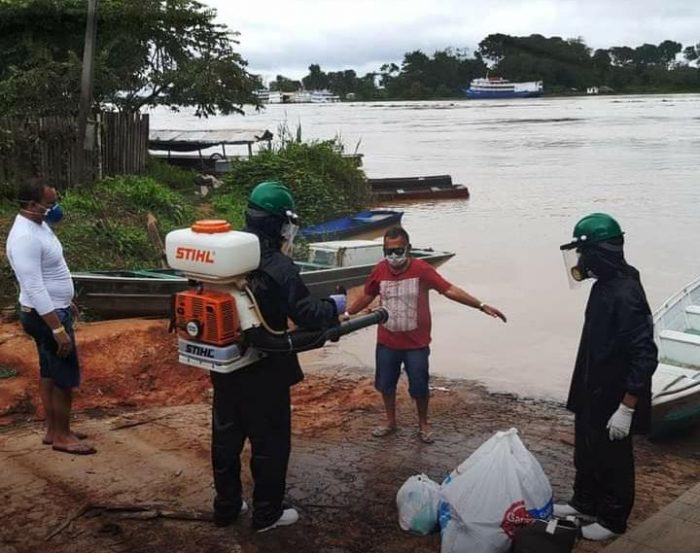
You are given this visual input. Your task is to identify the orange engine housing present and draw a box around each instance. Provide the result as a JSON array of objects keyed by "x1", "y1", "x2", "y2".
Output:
[{"x1": 175, "y1": 289, "x2": 239, "y2": 346}]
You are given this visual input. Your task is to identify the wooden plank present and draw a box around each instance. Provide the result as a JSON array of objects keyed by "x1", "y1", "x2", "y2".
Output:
[
  {"x1": 107, "y1": 111, "x2": 113, "y2": 175},
  {"x1": 129, "y1": 112, "x2": 134, "y2": 173},
  {"x1": 142, "y1": 113, "x2": 149, "y2": 173},
  {"x1": 110, "y1": 111, "x2": 115, "y2": 175},
  {"x1": 104, "y1": 112, "x2": 111, "y2": 176},
  {"x1": 104, "y1": 112, "x2": 109, "y2": 176},
  {"x1": 120, "y1": 112, "x2": 126, "y2": 173},
  {"x1": 120, "y1": 112, "x2": 125, "y2": 173},
  {"x1": 128, "y1": 112, "x2": 134, "y2": 173}
]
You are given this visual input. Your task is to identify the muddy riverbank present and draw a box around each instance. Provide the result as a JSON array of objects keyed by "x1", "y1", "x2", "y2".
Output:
[{"x1": 0, "y1": 319, "x2": 698, "y2": 552}]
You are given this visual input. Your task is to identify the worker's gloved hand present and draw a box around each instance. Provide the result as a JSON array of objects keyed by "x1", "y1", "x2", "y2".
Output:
[
  {"x1": 329, "y1": 293, "x2": 347, "y2": 315},
  {"x1": 606, "y1": 403, "x2": 635, "y2": 440}
]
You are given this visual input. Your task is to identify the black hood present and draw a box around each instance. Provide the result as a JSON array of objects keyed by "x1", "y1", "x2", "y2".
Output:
[
  {"x1": 244, "y1": 205, "x2": 283, "y2": 251},
  {"x1": 579, "y1": 238, "x2": 632, "y2": 281}
]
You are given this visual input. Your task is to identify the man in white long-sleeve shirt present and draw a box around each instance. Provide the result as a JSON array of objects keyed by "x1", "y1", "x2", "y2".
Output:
[{"x1": 6, "y1": 177, "x2": 95, "y2": 455}]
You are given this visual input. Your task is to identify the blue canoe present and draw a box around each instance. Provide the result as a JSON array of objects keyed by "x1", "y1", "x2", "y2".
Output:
[{"x1": 299, "y1": 210, "x2": 403, "y2": 242}]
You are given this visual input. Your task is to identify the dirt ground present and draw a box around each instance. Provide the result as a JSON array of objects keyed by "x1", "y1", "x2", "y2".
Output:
[{"x1": 0, "y1": 319, "x2": 698, "y2": 553}]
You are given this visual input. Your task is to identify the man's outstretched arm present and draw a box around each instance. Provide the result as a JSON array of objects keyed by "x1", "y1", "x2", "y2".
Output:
[{"x1": 443, "y1": 285, "x2": 507, "y2": 323}]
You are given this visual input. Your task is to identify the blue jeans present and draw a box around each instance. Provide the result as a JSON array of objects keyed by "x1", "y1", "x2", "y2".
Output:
[
  {"x1": 19, "y1": 307, "x2": 80, "y2": 389},
  {"x1": 375, "y1": 344, "x2": 430, "y2": 399}
]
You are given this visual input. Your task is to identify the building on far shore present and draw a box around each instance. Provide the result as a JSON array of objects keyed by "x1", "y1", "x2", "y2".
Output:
[
  {"x1": 254, "y1": 89, "x2": 341, "y2": 104},
  {"x1": 586, "y1": 85, "x2": 615, "y2": 95}
]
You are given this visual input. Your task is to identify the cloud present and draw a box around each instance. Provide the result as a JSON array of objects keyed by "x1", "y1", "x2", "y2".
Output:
[{"x1": 206, "y1": 0, "x2": 700, "y2": 79}]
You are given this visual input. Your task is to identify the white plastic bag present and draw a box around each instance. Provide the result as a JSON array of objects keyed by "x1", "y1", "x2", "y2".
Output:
[
  {"x1": 439, "y1": 428, "x2": 553, "y2": 553},
  {"x1": 396, "y1": 474, "x2": 441, "y2": 535}
]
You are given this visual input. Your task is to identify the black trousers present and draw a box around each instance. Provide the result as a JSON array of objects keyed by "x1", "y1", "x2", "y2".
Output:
[
  {"x1": 570, "y1": 413, "x2": 635, "y2": 534},
  {"x1": 210, "y1": 360, "x2": 292, "y2": 528}
]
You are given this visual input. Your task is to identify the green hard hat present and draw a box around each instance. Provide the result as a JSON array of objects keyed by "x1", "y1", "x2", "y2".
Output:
[
  {"x1": 560, "y1": 213, "x2": 624, "y2": 250},
  {"x1": 248, "y1": 181, "x2": 296, "y2": 217}
]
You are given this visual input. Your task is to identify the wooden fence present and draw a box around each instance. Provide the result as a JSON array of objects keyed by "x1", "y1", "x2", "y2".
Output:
[{"x1": 0, "y1": 112, "x2": 149, "y2": 189}]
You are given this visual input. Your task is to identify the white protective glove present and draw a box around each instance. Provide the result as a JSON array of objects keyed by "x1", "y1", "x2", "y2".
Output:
[{"x1": 606, "y1": 403, "x2": 635, "y2": 441}]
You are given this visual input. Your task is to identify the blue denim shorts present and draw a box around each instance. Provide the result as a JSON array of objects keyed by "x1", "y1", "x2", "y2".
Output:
[
  {"x1": 19, "y1": 307, "x2": 80, "y2": 389},
  {"x1": 375, "y1": 344, "x2": 430, "y2": 399}
]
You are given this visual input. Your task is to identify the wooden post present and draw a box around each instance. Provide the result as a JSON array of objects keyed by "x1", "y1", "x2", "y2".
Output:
[
  {"x1": 146, "y1": 213, "x2": 168, "y2": 268},
  {"x1": 77, "y1": 0, "x2": 99, "y2": 183}
]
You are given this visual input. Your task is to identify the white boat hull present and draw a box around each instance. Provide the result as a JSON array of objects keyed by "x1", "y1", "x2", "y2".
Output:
[
  {"x1": 651, "y1": 276, "x2": 700, "y2": 437},
  {"x1": 465, "y1": 78, "x2": 543, "y2": 99}
]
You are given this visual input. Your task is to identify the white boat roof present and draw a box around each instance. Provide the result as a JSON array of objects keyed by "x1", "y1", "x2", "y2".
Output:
[
  {"x1": 149, "y1": 128, "x2": 273, "y2": 146},
  {"x1": 309, "y1": 239, "x2": 382, "y2": 250}
]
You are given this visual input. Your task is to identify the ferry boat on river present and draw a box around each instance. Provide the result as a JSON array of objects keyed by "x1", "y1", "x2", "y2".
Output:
[{"x1": 465, "y1": 76, "x2": 543, "y2": 99}]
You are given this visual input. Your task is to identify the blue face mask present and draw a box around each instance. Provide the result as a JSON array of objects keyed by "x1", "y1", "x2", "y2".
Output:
[{"x1": 43, "y1": 203, "x2": 64, "y2": 224}]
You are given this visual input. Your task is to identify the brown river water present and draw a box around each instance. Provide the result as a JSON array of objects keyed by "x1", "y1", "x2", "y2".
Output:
[{"x1": 151, "y1": 95, "x2": 700, "y2": 400}]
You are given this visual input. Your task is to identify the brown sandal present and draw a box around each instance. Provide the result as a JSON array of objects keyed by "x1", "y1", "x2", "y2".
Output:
[
  {"x1": 371, "y1": 426, "x2": 397, "y2": 438},
  {"x1": 52, "y1": 443, "x2": 96, "y2": 455}
]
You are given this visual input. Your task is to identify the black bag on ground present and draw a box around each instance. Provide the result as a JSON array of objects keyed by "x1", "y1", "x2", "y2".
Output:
[{"x1": 511, "y1": 519, "x2": 579, "y2": 553}]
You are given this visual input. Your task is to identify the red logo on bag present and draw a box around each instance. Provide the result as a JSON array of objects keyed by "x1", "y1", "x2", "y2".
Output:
[{"x1": 500, "y1": 500, "x2": 534, "y2": 538}]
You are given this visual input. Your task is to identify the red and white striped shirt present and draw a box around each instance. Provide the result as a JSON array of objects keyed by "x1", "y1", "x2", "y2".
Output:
[{"x1": 364, "y1": 258, "x2": 451, "y2": 349}]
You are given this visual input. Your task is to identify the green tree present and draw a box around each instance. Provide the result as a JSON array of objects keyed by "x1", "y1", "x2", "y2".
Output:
[
  {"x1": 302, "y1": 64, "x2": 329, "y2": 90},
  {"x1": 0, "y1": 0, "x2": 260, "y2": 116},
  {"x1": 401, "y1": 50, "x2": 431, "y2": 77},
  {"x1": 270, "y1": 75, "x2": 302, "y2": 93},
  {"x1": 683, "y1": 43, "x2": 699, "y2": 64},
  {"x1": 354, "y1": 72, "x2": 380, "y2": 100},
  {"x1": 326, "y1": 69, "x2": 357, "y2": 97},
  {"x1": 478, "y1": 33, "x2": 510, "y2": 65},
  {"x1": 610, "y1": 46, "x2": 636, "y2": 66},
  {"x1": 634, "y1": 43, "x2": 661, "y2": 65},
  {"x1": 378, "y1": 62, "x2": 399, "y2": 88},
  {"x1": 657, "y1": 40, "x2": 682, "y2": 66},
  {"x1": 592, "y1": 49, "x2": 611, "y2": 72}
]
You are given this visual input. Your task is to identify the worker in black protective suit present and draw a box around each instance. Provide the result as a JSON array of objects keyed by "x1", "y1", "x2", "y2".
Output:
[
  {"x1": 210, "y1": 181, "x2": 342, "y2": 532},
  {"x1": 555, "y1": 213, "x2": 658, "y2": 541}
]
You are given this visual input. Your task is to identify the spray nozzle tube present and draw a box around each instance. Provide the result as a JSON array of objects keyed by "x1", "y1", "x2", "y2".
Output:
[
  {"x1": 325, "y1": 308, "x2": 388, "y2": 341},
  {"x1": 246, "y1": 308, "x2": 389, "y2": 354}
]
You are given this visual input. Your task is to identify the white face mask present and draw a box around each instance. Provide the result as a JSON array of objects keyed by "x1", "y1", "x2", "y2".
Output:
[
  {"x1": 386, "y1": 253, "x2": 407, "y2": 268},
  {"x1": 384, "y1": 245, "x2": 409, "y2": 268}
]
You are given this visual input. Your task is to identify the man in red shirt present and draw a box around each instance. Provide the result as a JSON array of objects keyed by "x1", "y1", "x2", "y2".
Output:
[{"x1": 347, "y1": 227, "x2": 506, "y2": 443}]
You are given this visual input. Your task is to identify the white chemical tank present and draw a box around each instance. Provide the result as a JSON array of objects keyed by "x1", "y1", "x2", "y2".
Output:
[{"x1": 165, "y1": 220, "x2": 260, "y2": 281}]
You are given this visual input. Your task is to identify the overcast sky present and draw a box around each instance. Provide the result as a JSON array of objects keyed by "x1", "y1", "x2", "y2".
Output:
[{"x1": 206, "y1": 0, "x2": 700, "y2": 82}]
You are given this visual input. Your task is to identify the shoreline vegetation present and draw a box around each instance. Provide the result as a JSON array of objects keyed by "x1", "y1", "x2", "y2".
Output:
[
  {"x1": 270, "y1": 34, "x2": 700, "y2": 101},
  {"x1": 0, "y1": 134, "x2": 370, "y2": 308},
  {"x1": 1, "y1": 2, "x2": 698, "y2": 117}
]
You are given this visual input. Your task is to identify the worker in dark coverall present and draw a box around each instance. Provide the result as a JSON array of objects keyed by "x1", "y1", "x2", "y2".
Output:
[
  {"x1": 210, "y1": 181, "x2": 341, "y2": 532},
  {"x1": 554, "y1": 213, "x2": 658, "y2": 541}
]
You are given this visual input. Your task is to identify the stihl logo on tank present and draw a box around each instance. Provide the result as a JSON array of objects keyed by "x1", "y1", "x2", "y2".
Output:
[{"x1": 175, "y1": 247, "x2": 215, "y2": 264}]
